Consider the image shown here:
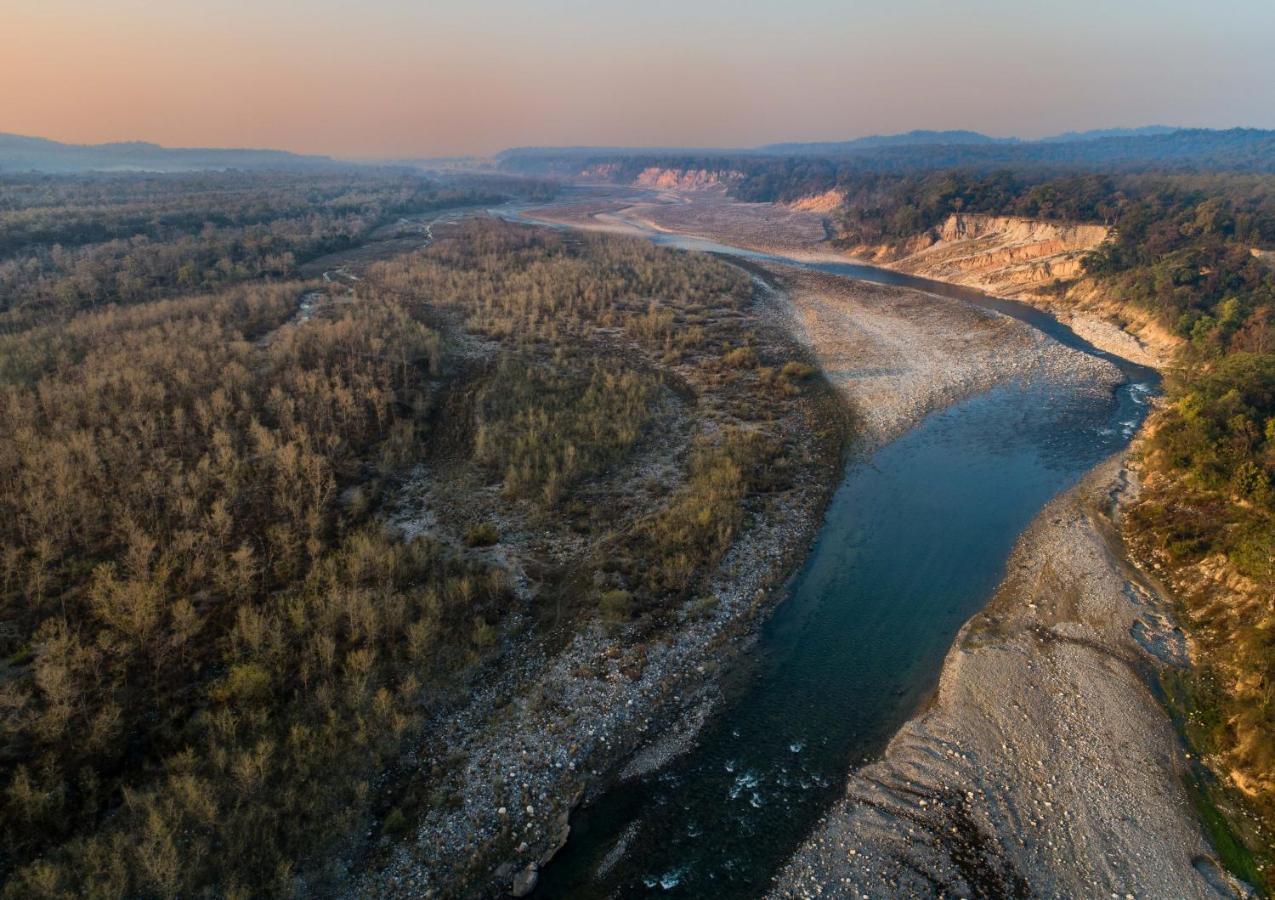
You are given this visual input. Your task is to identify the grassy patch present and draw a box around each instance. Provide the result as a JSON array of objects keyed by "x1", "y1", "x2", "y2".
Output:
[{"x1": 1160, "y1": 669, "x2": 1275, "y2": 893}]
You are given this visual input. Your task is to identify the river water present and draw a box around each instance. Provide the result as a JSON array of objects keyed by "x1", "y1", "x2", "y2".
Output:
[{"x1": 496, "y1": 201, "x2": 1158, "y2": 897}]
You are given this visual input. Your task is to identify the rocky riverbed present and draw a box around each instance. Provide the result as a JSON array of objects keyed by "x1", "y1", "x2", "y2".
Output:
[
  {"x1": 756, "y1": 265, "x2": 1119, "y2": 447},
  {"x1": 770, "y1": 456, "x2": 1255, "y2": 899}
]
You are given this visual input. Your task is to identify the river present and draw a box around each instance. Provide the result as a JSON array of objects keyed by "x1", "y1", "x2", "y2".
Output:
[{"x1": 493, "y1": 199, "x2": 1158, "y2": 897}]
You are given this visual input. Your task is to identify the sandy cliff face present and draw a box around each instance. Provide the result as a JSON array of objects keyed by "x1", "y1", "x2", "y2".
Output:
[
  {"x1": 632, "y1": 167, "x2": 741, "y2": 191},
  {"x1": 784, "y1": 189, "x2": 846, "y2": 214},
  {"x1": 858, "y1": 213, "x2": 1111, "y2": 295},
  {"x1": 842, "y1": 212, "x2": 1178, "y2": 366}
]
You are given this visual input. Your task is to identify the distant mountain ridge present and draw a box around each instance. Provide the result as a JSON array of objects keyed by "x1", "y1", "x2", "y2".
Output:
[
  {"x1": 1038, "y1": 125, "x2": 1179, "y2": 143},
  {"x1": 759, "y1": 129, "x2": 1015, "y2": 155},
  {"x1": 0, "y1": 132, "x2": 345, "y2": 173},
  {"x1": 5, "y1": 126, "x2": 1273, "y2": 175},
  {"x1": 758, "y1": 126, "x2": 1194, "y2": 154},
  {"x1": 497, "y1": 127, "x2": 1194, "y2": 162},
  {"x1": 497, "y1": 128, "x2": 1275, "y2": 174}
]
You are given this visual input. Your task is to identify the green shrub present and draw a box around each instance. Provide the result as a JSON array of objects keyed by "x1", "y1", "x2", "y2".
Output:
[
  {"x1": 464, "y1": 522, "x2": 500, "y2": 547},
  {"x1": 381, "y1": 808, "x2": 409, "y2": 837},
  {"x1": 598, "y1": 589, "x2": 634, "y2": 623},
  {"x1": 780, "y1": 361, "x2": 816, "y2": 381}
]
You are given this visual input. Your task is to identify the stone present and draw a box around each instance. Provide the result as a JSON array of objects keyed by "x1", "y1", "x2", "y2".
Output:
[{"x1": 511, "y1": 862, "x2": 538, "y2": 897}]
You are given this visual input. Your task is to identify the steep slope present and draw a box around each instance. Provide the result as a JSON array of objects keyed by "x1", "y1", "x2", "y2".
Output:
[
  {"x1": 838, "y1": 212, "x2": 1177, "y2": 367},
  {"x1": 848, "y1": 212, "x2": 1110, "y2": 295}
]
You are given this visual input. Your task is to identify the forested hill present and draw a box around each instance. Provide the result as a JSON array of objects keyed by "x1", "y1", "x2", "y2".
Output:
[
  {"x1": 498, "y1": 128, "x2": 1275, "y2": 175},
  {"x1": 0, "y1": 132, "x2": 345, "y2": 174}
]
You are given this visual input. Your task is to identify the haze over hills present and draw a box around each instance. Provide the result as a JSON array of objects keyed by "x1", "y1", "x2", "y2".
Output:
[
  {"x1": 7, "y1": 126, "x2": 1274, "y2": 175},
  {"x1": 0, "y1": 132, "x2": 345, "y2": 174},
  {"x1": 758, "y1": 128, "x2": 1013, "y2": 155},
  {"x1": 1037, "y1": 125, "x2": 1180, "y2": 143},
  {"x1": 495, "y1": 127, "x2": 1275, "y2": 175}
]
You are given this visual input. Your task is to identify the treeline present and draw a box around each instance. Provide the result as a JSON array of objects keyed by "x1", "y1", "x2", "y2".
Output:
[
  {"x1": 498, "y1": 128, "x2": 1275, "y2": 177},
  {"x1": 0, "y1": 170, "x2": 534, "y2": 331},
  {"x1": 0, "y1": 277, "x2": 512, "y2": 895},
  {"x1": 686, "y1": 162, "x2": 1275, "y2": 350},
  {"x1": 803, "y1": 168, "x2": 1275, "y2": 341}
]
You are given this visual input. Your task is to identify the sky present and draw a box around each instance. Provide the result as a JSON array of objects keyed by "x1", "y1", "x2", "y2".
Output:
[{"x1": 2, "y1": 0, "x2": 1273, "y2": 158}]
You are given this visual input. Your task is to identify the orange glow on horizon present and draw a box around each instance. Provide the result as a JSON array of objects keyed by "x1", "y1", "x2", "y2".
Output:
[{"x1": 3, "y1": 1, "x2": 1273, "y2": 158}]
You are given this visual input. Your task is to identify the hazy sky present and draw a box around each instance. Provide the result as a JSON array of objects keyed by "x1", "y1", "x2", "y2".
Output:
[{"x1": 3, "y1": 0, "x2": 1273, "y2": 157}]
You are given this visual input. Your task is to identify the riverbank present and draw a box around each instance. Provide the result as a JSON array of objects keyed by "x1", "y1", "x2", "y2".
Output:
[
  {"x1": 515, "y1": 186, "x2": 1265, "y2": 897},
  {"x1": 533, "y1": 190, "x2": 1175, "y2": 371},
  {"x1": 350, "y1": 219, "x2": 1131, "y2": 896},
  {"x1": 754, "y1": 265, "x2": 1119, "y2": 446},
  {"x1": 771, "y1": 454, "x2": 1253, "y2": 898}
]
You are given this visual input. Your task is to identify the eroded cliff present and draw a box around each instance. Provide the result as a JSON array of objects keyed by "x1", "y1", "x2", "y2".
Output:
[
  {"x1": 841, "y1": 212, "x2": 1177, "y2": 366},
  {"x1": 632, "y1": 166, "x2": 741, "y2": 191},
  {"x1": 854, "y1": 213, "x2": 1110, "y2": 294}
]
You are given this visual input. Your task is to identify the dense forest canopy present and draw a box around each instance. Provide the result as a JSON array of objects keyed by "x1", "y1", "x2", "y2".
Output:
[
  {"x1": 0, "y1": 170, "x2": 556, "y2": 333},
  {"x1": 0, "y1": 167, "x2": 836, "y2": 894}
]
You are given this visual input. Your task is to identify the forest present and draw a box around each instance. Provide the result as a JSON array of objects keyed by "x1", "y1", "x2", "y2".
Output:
[
  {"x1": 0, "y1": 173, "x2": 841, "y2": 896},
  {"x1": 0, "y1": 170, "x2": 549, "y2": 332},
  {"x1": 497, "y1": 128, "x2": 1275, "y2": 178}
]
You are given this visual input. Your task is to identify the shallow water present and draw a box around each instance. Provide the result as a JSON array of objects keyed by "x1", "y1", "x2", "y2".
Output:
[{"x1": 496, "y1": 199, "x2": 1158, "y2": 897}]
